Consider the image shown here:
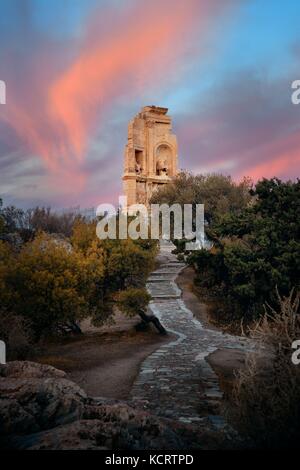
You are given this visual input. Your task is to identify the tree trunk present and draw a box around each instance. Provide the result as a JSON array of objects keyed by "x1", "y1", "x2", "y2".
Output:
[
  {"x1": 137, "y1": 309, "x2": 167, "y2": 335},
  {"x1": 56, "y1": 321, "x2": 83, "y2": 335}
]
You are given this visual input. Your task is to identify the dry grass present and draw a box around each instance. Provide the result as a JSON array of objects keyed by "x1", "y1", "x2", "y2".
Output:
[
  {"x1": 230, "y1": 289, "x2": 300, "y2": 449},
  {"x1": 245, "y1": 288, "x2": 300, "y2": 351}
]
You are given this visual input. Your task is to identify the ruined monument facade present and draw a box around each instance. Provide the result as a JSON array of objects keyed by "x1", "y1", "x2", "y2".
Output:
[{"x1": 123, "y1": 106, "x2": 178, "y2": 207}]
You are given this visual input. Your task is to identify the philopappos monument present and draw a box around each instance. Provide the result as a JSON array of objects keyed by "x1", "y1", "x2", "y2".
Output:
[{"x1": 123, "y1": 106, "x2": 178, "y2": 207}]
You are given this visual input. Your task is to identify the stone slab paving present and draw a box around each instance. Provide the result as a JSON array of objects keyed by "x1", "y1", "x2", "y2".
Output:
[{"x1": 130, "y1": 241, "x2": 254, "y2": 428}]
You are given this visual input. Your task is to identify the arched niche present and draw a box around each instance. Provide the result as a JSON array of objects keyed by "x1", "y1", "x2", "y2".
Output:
[
  {"x1": 155, "y1": 143, "x2": 173, "y2": 176},
  {"x1": 134, "y1": 149, "x2": 144, "y2": 175}
]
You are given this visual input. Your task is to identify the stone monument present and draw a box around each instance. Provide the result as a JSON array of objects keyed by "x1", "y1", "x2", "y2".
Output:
[{"x1": 123, "y1": 106, "x2": 178, "y2": 207}]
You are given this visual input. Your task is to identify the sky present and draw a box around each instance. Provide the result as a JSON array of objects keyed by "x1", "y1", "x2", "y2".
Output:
[{"x1": 0, "y1": 0, "x2": 300, "y2": 209}]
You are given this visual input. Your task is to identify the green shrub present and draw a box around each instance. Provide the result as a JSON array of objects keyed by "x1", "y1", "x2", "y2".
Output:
[
  {"x1": 116, "y1": 287, "x2": 151, "y2": 317},
  {"x1": 0, "y1": 217, "x2": 157, "y2": 341},
  {"x1": 189, "y1": 178, "x2": 300, "y2": 321}
]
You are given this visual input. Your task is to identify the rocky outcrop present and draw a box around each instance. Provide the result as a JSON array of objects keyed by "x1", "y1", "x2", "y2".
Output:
[
  {"x1": 0, "y1": 360, "x2": 67, "y2": 379},
  {"x1": 0, "y1": 361, "x2": 238, "y2": 450},
  {"x1": 0, "y1": 361, "x2": 86, "y2": 438}
]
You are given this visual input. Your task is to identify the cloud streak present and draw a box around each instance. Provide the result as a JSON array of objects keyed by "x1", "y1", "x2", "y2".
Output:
[
  {"x1": 1, "y1": 0, "x2": 228, "y2": 182},
  {"x1": 177, "y1": 72, "x2": 300, "y2": 182},
  {"x1": 47, "y1": 0, "x2": 225, "y2": 165},
  {"x1": 1, "y1": 0, "x2": 299, "y2": 209}
]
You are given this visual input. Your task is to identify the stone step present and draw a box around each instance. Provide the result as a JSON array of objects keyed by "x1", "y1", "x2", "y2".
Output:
[
  {"x1": 149, "y1": 271, "x2": 176, "y2": 276},
  {"x1": 147, "y1": 294, "x2": 181, "y2": 300},
  {"x1": 152, "y1": 269, "x2": 181, "y2": 274},
  {"x1": 164, "y1": 263, "x2": 186, "y2": 267},
  {"x1": 149, "y1": 294, "x2": 181, "y2": 299}
]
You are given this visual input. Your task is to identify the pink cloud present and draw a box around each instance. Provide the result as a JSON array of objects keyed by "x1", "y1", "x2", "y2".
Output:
[
  {"x1": 234, "y1": 130, "x2": 300, "y2": 181},
  {"x1": 177, "y1": 73, "x2": 300, "y2": 182},
  {"x1": 47, "y1": 0, "x2": 224, "y2": 165},
  {"x1": 1, "y1": 0, "x2": 228, "y2": 193}
]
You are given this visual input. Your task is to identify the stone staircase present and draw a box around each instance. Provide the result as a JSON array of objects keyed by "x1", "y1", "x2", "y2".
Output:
[{"x1": 130, "y1": 241, "x2": 254, "y2": 428}]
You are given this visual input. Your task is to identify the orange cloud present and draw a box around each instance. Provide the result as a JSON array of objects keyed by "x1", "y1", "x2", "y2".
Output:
[
  {"x1": 234, "y1": 130, "x2": 300, "y2": 182},
  {"x1": 241, "y1": 151, "x2": 300, "y2": 182},
  {"x1": 4, "y1": 104, "x2": 55, "y2": 169},
  {"x1": 48, "y1": 0, "x2": 217, "y2": 164},
  {"x1": 0, "y1": 0, "x2": 232, "y2": 198}
]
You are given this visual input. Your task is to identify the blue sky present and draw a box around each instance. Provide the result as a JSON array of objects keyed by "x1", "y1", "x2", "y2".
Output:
[{"x1": 0, "y1": 0, "x2": 299, "y2": 208}]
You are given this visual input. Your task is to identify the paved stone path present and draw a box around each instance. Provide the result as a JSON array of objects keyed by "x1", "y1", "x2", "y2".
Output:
[{"x1": 130, "y1": 240, "x2": 254, "y2": 428}]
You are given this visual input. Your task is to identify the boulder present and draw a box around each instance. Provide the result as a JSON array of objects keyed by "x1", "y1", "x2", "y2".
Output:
[
  {"x1": 0, "y1": 361, "x2": 86, "y2": 437},
  {"x1": 0, "y1": 360, "x2": 238, "y2": 450},
  {"x1": 0, "y1": 360, "x2": 67, "y2": 379}
]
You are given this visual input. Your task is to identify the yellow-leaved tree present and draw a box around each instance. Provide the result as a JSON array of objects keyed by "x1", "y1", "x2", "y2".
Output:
[{"x1": 1, "y1": 233, "x2": 105, "y2": 339}]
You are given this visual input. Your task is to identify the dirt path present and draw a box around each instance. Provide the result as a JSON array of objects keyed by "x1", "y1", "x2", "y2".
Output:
[
  {"x1": 34, "y1": 312, "x2": 170, "y2": 399},
  {"x1": 176, "y1": 265, "x2": 218, "y2": 330}
]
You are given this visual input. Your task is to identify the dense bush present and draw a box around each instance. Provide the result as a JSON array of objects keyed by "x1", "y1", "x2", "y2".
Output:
[
  {"x1": 0, "y1": 215, "x2": 157, "y2": 351},
  {"x1": 116, "y1": 287, "x2": 151, "y2": 317},
  {"x1": 71, "y1": 219, "x2": 156, "y2": 290},
  {"x1": 150, "y1": 171, "x2": 252, "y2": 226},
  {"x1": 71, "y1": 219, "x2": 157, "y2": 324},
  {"x1": 188, "y1": 178, "x2": 300, "y2": 321},
  {"x1": 0, "y1": 233, "x2": 103, "y2": 339}
]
